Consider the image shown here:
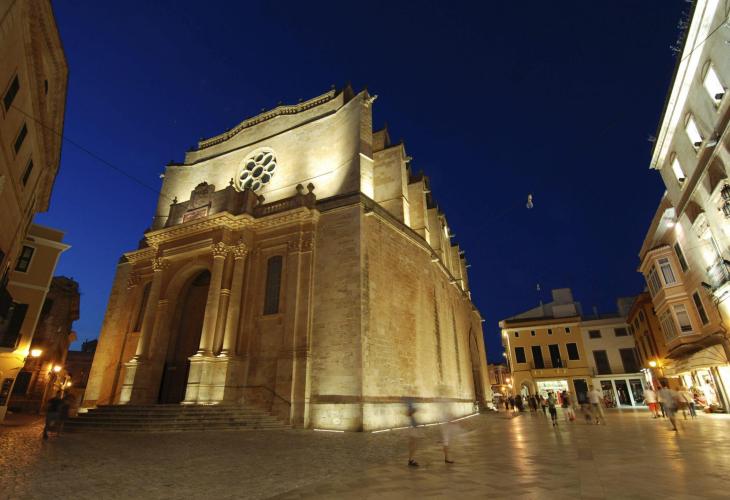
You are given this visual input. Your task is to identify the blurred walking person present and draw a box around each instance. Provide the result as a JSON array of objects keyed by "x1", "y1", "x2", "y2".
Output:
[
  {"x1": 658, "y1": 381, "x2": 679, "y2": 432},
  {"x1": 405, "y1": 398, "x2": 420, "y2": 467},
  {"x1": 561, "y1": 390, "x2": 575, "y2": 422},
  {"x1": 42, "y1": 392, "x2": 64, "y2": 440},
  {"x1": 438, "y1": 400, "x2": 456, "y2": 464},
  {"x1": 680, "y1": 388, "x2": 697, "y2": 418},
  {"x1": 644, "y1": 386, "x2": 659, "y2": 418},
  {"x1": 547, "y1": 391, "x2": 558, "y2": 426},
  {"x1": 588, "y1": 386, "x2": 606, "y2": 425}
]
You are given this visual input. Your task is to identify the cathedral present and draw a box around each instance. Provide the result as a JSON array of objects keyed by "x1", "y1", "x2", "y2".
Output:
[{"x1": 83, "y1": 86, "x2": 490, "y2": 431}]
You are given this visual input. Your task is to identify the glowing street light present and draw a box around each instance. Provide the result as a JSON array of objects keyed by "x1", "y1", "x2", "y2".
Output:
[
  {"x1": 52, "y1": 365, "x2": 62, "y2": 373},
  {"x1": 648, "y1": 360, "x2": 657, "y2": 368},
  {"x1": 30, "y1": 348, "x2": 42, "y2": 358}
]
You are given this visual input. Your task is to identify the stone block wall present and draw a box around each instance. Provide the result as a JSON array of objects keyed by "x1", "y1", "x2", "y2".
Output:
[{"x1": 309, "y1": 205, "x2": 363, "y2": 430}]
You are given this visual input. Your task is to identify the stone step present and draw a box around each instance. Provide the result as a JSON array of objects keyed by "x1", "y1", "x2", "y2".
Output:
[
  {"x1": 82, "y1": 410, "x2": 271, "y2": 417},
  {"x1": 66, "y1": 419, "x2": 285, "y2": 427},
  {"x1": 67, "y1": 404, "x2": 288, "y2": 433},
  {"x1": 74, "y1": 415, "x2": 278, "y2": 423}
]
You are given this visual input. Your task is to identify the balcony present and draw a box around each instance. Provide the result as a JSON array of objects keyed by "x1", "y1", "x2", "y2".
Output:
[
  {"x1": 705, "y1": 258, "x2": 730, "y2": 296},
  {"x1": 528, "y1": 360, "x2": 589, "y2": 378}
]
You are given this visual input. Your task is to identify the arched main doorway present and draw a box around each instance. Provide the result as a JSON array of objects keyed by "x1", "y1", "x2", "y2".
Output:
[{"x1": 158, "y1": 270, "x2": 210, "y2": 404}]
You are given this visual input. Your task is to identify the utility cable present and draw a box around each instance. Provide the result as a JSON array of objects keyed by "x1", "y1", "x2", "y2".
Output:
[{"x1": 11, "y1": 104, "x2": 174, "y2": 203}]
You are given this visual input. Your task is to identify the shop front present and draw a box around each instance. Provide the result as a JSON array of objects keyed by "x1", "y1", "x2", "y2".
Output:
[
  {"x1": 592, "y1": 374, "x2": 646, "y2": 407},
  {"x1": 666, "y1": 344, "x2": 730, "y2": 413}
]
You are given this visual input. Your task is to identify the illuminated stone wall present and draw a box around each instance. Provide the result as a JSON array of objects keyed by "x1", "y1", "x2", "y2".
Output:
[{"x1": 83, "y1": 86, "x2": 489, "y2": 431}]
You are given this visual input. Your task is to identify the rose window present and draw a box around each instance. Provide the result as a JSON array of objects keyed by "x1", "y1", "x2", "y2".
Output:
[{"x1": 236, "y1": 148, "x2": 277, "y2": 192}]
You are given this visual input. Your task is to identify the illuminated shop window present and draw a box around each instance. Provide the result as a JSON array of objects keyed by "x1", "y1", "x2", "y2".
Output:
[{"x1": 236, "y1": 148, "x2": 277, "y2": 192}]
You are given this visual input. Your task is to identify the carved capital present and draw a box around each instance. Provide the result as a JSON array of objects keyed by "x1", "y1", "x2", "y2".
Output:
[
  {"x1": 301, "y1": 232, "x2": 314, "y2": 252},
  {"x1": 232, "y1": 243, "x2": 249, "y2": 259},
  {"x1": 152, "y1": 258, "x2": 170, "y2": 272},
  {"x1": 212, "y1": 241, "x2": 229, "y2": 257},
  {"x1": 288, "y1": 232, "x2": 315, "y2": 253},
  {"x1": 126, "y1": 273, "x2": 141, "y2": 290}
]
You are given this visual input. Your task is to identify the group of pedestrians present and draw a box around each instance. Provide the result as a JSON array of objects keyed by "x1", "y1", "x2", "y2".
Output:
[
  {"x1": 643, "y1": 380, "x2": 697, "y2": 432},
  {"x1": 406, "y1": 398, "x2": 457, "y2": 467},
  {"x1": 502, "y1": 387, "x2": 608, "y2": 426}
]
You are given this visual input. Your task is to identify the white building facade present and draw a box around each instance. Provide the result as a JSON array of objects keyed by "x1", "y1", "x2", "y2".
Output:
[
  {"x1": 638, "y1": 0, "x2": 730, "y2": 411},
  {"x1": 581, "y1": 316, "x2": 646, "y2": 407}
]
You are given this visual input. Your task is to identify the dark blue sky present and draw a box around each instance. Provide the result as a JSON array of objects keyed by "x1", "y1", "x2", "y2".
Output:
[{"x1": 36, "y1": 1, "x2": 685, "y2": 360}]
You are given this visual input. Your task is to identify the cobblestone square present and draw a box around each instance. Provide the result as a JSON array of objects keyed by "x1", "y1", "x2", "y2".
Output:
[{"x1": 2, "y1": 409, "x2": 730, "y2": 499}]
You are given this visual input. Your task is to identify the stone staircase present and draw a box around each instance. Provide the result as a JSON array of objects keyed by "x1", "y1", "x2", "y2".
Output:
[{"x1": 65, "y1": 404, "x2": 289, "y2": 433}]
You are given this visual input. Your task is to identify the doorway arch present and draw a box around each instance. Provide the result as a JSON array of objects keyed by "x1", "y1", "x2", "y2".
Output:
[{"x1": 158, "y1": 269, "x2": 210, "y2": 404}]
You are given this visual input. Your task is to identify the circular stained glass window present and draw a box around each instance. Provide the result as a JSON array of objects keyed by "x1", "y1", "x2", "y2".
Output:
[{"x1": 235, "y1": 148, "x2": 277, "y2": 192}]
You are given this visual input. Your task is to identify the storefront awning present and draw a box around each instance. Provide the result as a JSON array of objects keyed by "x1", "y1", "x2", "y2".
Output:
[{"x1": 664, "y1": 344, "x2": 728, "y2": 376}]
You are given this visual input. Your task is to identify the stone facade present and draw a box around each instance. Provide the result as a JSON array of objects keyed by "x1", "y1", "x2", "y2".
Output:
[
  {"x1": 9, "y1": 276, "x2": 80, "y2": 413},
  {"x1": 83, "y1": 86, "x2": 489, "y2": 431},
  {"x1": 0, "y1": 0, "x2": 67, "y2": 422},
  {"x1": 500, "y1": 288, "x2": 644, "y2": 406},
  {"x1": 0, "y1": 225, "x2": 68, "y2": 420}
]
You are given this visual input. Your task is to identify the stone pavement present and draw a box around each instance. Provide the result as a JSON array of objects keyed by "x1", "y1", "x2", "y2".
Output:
[{"x1": 1, "y1": 408, "x2": 730, "y2": 499}]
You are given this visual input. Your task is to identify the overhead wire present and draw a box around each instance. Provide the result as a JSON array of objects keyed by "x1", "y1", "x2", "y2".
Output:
[{"x1": 11, "y1": 104, "x2": 175, "y2": 204}]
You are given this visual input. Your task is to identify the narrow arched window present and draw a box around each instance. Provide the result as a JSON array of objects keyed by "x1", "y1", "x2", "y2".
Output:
[
  {"x1": 263, "y1": 256, "x2": 283, "y2": 315},
  {"x1": 133, "y1": 283, "x2": 151, "y2": 332}
]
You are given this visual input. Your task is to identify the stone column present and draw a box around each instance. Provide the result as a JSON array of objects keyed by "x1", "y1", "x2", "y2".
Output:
[
  {"x1": 107, "y1": 272, "x2": 142, "y2": 403},
  {"x1": 133, "y1": 258, "x2": 167, "y2": 361},
  {"x1": 122, "y1": 258, "x2": 168, "y2": 404},
  {"x1": 196, "y1": 242, "x2": 228, "y2": 356},
  {"x1": 220, "y1": 243, "x2": 248, "y2": 357}
]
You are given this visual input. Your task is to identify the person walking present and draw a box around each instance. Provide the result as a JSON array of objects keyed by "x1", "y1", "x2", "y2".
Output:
[
  {"x1": 561, "y1": 390, "x2": 575, "y2": 422},
  {"x1": 405, "y1": 399, "x2": 420, "y2": 467},
  {"x1": 588, "y1": 386, "x2": 606, "y2": 425},
  {"x1": 680, "y1": 388, "x2": 697, "y2": 418},
  {"x1": 515, "y1": 394, "x2": 524, "y2": 412},
  {"x1": 540, "y1": 396, "x2": 548, "y2": 416},
  {"x1": 547, "y1": 391, "x2": 558, "y2": 426},
  {"x1": 658, "y1": 381, "x2": 679, "y2": 432},
  {"x1": 644, "y1": 386, "x2": 659, "y2": 418},
  {"x1": 43, "y1": 392, "x2": 64, "y2": 440}
]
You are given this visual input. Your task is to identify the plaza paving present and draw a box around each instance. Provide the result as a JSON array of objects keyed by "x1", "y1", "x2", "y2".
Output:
[{"x1": 1, "y1": 408, "x2": 730, "y2": 499}]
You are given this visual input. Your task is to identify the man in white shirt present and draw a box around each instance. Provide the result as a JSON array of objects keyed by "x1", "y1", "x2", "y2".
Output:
[
  {"x1": 588, "y1": 386, "x2": 606, "y2": 425},
  {"x1": 658, "y1": 381, "x2": 679, "y2": 431},
  {"x1": 644, "y1": 387, "x2": 659, "y2": 418},
  {"x1": 679, "y1": 389, "x2": 696, "y2": 419}
]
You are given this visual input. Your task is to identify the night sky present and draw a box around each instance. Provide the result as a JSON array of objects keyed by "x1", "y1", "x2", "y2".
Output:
[{"x1": 35, "y1": 1, "x2": 687, "y2": 361}]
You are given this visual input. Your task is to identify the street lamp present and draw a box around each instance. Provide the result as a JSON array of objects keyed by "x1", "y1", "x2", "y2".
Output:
[
  {"x1": 52, "y1": 365, "x2": 62, "y2": 373},
  {"x1": 30, "y1": 348, "x2": 42, "y2": 358},
  {"x1": 648, "y1": 360, "x2": 657, "y2": 368}
]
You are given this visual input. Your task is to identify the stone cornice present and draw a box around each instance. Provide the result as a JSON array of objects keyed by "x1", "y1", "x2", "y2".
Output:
[
  {"x1": 197, "y1": 89, "x2": 338, "y2": 150},
  {"x1": 143, "y1": 208, "x2": 319, "y2": 248},
  {"x1": 124, "y1": 247, "x2": 156, "y2": 264}
]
